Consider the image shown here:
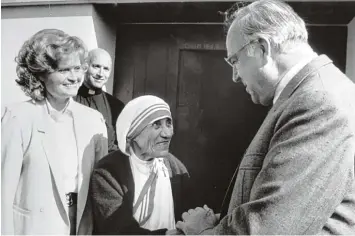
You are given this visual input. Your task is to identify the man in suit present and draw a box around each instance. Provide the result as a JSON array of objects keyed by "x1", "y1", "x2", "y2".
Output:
[
  {"x1": 75, "y1": 48, "x2": 125, "y2": 153},
  {"x1": 175, "y1": 0, "x2": 355, "y2": 234}
]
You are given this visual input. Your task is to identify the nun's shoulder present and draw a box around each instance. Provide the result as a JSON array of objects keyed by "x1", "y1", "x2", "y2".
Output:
[
  {"x1": 94, "y1": 150, "x2": 129, "y2": 172},
  {"x1": 165, "y1": 153, "x2": 189, "y2": 177}
]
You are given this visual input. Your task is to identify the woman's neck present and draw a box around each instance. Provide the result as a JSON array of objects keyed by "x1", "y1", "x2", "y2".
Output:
[
  {"x1": 46, "y1": 94, "x2": 70, "y2": 111},
  {"x1": 135, "y1": 152, "x2": 154, "y2": 162}
]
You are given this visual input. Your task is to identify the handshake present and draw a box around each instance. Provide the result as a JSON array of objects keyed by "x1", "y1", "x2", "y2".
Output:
[{"x1": 166, "y1": 205, "x2": 220, "y2": 235}]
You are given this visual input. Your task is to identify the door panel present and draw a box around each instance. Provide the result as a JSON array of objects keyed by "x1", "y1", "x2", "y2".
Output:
[
  {"x1": 172, "y1": 49, "x2": 267, "y2": 210},
  {"x1": 308, "y1": 26, "x2": 347, "y2": 72}
]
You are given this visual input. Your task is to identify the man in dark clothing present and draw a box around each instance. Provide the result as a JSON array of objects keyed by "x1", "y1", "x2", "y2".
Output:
[{"x1": 75, "y1": 48, "x2": 124, "y2": 152}]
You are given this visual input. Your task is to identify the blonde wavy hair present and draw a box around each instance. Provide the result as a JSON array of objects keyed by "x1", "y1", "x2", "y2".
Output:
[{"x1": 15, "y1": 29, "x2": 88, "y2": 101}]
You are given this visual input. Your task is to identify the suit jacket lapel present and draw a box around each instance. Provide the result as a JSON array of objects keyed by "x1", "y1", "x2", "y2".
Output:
[
  {"x1": 70, "y1": 102, "x2": 94, "y2": 231},
  {"x1": 36, "y1": 101, "x2": 69, "y2": 219},
  {"x1": 272, "y1": 55, "x2": 333, "y2": 112}
]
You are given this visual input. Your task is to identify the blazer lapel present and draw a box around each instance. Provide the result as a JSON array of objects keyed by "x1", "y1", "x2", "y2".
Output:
[
  {"x1": 272, "y1": 54, "x2": 333, "y2": 112},
  {"x1": 36, "y1": 102, "x2": 69, "y2": 219},
  {"x1": 70, "y1": 102, "x2": 94, "y2": 232}
]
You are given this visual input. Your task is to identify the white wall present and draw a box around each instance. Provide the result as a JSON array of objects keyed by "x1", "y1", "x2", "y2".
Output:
[
  {"x1": 92, "y1": 7, "x2": 116, "y2": 94},
  {"x1": 346, "y1": 17, "x2": 355, "y2": 82},
  {"x1": 1, "y1": 6, "x2": 99, "y2": 110}
]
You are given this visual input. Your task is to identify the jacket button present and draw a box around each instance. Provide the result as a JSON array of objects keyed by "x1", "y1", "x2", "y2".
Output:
[{"x1": 40, "y1": 208, "x2": 44, "y2": 212}]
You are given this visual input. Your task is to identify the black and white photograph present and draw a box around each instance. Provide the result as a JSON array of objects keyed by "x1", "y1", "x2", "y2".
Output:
[{"x1": 1, "y1": 0, "x2": 355, "y2": 234}]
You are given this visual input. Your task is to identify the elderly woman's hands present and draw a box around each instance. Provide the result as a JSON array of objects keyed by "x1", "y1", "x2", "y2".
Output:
[{"x1": 175, "y1": 205, "x2": 219, "y2": 235}]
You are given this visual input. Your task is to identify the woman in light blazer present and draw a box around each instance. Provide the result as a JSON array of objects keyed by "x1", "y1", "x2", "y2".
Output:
[{"x1": 1, "y1": 29, "x2": 108, "y2": 235}]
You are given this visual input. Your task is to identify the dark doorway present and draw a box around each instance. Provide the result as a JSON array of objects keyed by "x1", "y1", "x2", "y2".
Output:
[
  {"x1": 308, "y1": 26, "x2": 347, "y2": 72},
  {"x1": 173, "y1": 49, "x2": 267, "y2": 209}
]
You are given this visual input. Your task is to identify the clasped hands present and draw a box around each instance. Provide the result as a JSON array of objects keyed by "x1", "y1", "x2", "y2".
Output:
[{"x1": 166, "y1": 205, "x2": 219, "y2": 235}]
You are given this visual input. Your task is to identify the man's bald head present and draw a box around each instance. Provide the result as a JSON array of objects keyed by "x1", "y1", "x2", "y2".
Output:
[
  {"x1": 88, "y1": 48, "x2": 112, "y2": 65},
  {"x1": 85, "y1": 48, "x2": 112, "y2": 89}
]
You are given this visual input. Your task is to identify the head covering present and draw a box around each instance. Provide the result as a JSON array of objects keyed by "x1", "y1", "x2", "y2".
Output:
[{"x1": 116, "y1": 95, "x2": 172, "y2": 155}]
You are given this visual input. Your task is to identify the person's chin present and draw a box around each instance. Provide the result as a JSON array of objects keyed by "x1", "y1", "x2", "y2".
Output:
[
  {"x1": 260, "y1": 99, "x2": 272, "y2": 106},
  {"x1": 88, "y1": 78, "x2": 102, "y2": 88},
  {"x1": 56, "y1": 94, "x2": 73, "y2": 101},
  {"x1": 258, "y1": 94, "x2": 273, "y2": 106},
  {"x1": 61, "y1": 88, "x2": 79, "y2": 98},
  {"x1": 154, "y1": 149, "x2": 169, "y2": 157},
  {"x1": 250, "y1": 93, "x2": 259, "y2": 104},
  {"x1": 71, "y1": 87, "x2": 80, "y2": 95},
  {"x1": 93, "y1": 82, "x2": 105, "y2": 89},
  {"x1": 65, "y1": 92, "x2": 77, "y2": 98}
]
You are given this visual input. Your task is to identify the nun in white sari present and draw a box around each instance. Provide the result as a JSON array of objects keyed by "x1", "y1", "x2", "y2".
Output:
[{"x1": 90, "y1": 95, "x2": 189, "y2": 235}]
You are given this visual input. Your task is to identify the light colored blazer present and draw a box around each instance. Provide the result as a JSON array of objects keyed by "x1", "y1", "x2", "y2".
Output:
[
  {"x1": 215, "y1": 55, "x2": 355, "y2": 234},
  {"x1": 1, "y1": 99, "x2": 108, "y2": 235}
]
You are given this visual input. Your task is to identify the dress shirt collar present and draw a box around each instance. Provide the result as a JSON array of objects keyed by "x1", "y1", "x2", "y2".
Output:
[
  {"x1": 273, "y1": 52, "x2": 318, "y2": 105},
  {"x1": 45, "y1": 97, "x2": 74, "y2": 121},
  {"x1": 78, "y1": 83, "x2": 103, "y2": 96}
]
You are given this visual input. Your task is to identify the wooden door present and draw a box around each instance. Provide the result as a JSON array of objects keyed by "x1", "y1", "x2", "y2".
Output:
[{"x1": 173, "y1": 49, "x2": 268, "y2": 210}]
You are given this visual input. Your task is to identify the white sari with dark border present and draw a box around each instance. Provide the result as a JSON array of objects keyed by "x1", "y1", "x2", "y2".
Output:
[{"x1": 129, "y1": 149, "x2": 176, "y2": 230}]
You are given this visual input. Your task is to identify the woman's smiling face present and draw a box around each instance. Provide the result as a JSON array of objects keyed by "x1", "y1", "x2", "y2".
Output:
[
  {"x1": 43, "y1": 52, "x2": 84, "y2": 101},
  {"x1": 131, "y1": 117, "x2": 174, "y2": 161}
]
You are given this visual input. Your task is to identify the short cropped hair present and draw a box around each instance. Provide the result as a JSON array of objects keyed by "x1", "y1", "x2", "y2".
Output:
[
  {"x1": 224, "y1": 0, "x2": 308, "y2": 53},
  {"x1": 15, "y1": 29, "x2": 88, "y2": 101}
]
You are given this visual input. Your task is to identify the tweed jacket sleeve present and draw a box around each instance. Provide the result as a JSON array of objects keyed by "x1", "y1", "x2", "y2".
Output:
[{"x1": 214, "y1": 89, "x2": 355, "y2": 234}]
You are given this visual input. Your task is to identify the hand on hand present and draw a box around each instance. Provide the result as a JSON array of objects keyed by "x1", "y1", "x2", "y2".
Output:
[{"x1": 176, "y1": 205, "x2": 218, "y2": 235}]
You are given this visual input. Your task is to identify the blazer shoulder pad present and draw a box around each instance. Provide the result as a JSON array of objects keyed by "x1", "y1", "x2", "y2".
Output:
[{"x1": 2, "y1": 100, "x2": 39, "y2": 120}]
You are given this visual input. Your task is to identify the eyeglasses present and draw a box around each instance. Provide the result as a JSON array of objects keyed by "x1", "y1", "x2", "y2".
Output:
[{"x1": 224, "y1": 39, "x2": 258, "y2": 67}]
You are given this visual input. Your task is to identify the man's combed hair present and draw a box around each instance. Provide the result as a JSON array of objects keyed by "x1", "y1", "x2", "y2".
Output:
[
  {"x1": 224, "y1": 0, "x2": 308, "y2": 53},
  {"x1": 223, "y1": 2, "x2": 248, "y2": 34},
  {"x1": 15, "y1": 29, "x2": 88, "y2": 101}
]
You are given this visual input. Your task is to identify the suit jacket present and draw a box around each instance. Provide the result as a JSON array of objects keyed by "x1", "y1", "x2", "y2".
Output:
[
  {"x1": 89, "y1": 150, "x2": 190, "y2": 235},
  {"x1": 1, "y1": 99, "x2": 108, "y2": 235},
  {"x1": 215, "y1": 55, "x2": 355, "y2": 234}
]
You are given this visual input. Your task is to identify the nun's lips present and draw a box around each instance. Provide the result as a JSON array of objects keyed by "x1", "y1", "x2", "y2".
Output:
[{"x1": 156, "y1": 140, "x2": 170, "y2": 145}]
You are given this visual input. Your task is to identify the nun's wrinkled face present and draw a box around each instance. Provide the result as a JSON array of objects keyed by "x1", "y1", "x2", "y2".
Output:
[{"x1": 132, "y1": 117, "x2": 174, "y2": 161}]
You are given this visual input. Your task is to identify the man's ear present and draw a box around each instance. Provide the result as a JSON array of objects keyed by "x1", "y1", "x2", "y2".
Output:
[{"x1": 257, "y1": 36, "x2": 272, "y2": 65}]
